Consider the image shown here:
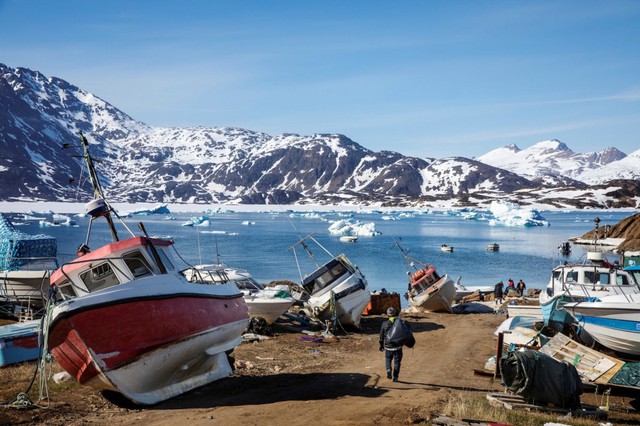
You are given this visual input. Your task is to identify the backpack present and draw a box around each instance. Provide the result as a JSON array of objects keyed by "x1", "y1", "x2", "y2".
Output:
[{"x1": 386, "y1": 318, "x2": 415, "y2": 348}]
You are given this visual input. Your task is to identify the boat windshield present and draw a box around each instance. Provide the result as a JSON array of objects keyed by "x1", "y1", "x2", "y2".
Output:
[
  {"x1": 80, "y1": 262, "x2": 120, "y2": 292},
  {"x1": 123, "y1": 250, "x2": 153, "y2": 279},
  {"x1": 235, "y1": 278, "x2": 264, "y2": 291},
  {"x1": 302, "y1": 258, "x2": 349, "y2": 294},
  {"x1": 628, "y1": 269, "x2": 640, "y2": 285}
]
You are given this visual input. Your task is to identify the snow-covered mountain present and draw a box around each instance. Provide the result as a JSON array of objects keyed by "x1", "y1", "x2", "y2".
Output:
[
  {"x1": 1, "y1": 63, "x2": 639, "y2": 208},
  {"x1": 476, "y1": 140, "x2": 634, "y2": 185}
]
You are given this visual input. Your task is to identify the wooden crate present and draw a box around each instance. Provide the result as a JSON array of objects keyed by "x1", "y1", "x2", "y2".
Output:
[{"x1": 363, "y1": 292, "x2": 401, "y2": 315}]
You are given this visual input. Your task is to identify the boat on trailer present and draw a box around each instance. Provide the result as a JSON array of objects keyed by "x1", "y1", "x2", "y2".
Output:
[
  {"x1": 289, "y1": 233, "x2": 370, "y2": 329},
  {"x1": 396, "y1": 241, "x2": 456, "y2": 313},
  {"x1": 45, "y1": 133, "x2": 249, "y2": 405}
]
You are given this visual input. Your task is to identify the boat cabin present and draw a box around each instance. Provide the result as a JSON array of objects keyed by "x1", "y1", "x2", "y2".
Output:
[
  {"x1": 50, "y1": 237, "x2": 176, "y2": 300},
  {"x1": 547, "y1": 263, "x2": 639, "y2": 299},
  {"x1": 301, "y1": 254, "x2": 354, "y2": 296},
  {"x1": 409, "y1": 266, "x2": 441, "y2": 294}
]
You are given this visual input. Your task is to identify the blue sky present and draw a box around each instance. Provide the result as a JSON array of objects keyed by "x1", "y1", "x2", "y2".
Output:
[{"x1": 1, "y1": 1, "x2": 639, "y2": 159}]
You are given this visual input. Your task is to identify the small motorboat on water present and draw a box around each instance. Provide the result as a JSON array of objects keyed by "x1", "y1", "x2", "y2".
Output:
[
  {"x1": 440, "y1": 244, "x2": 454, "y2": 253},
  {"x1": 486, "y1": 243, "x2": 500, "y2": 252},
  {"x1": 45, "y1": 134, "x2": 249, "y2": 405},
  {"x1": 396, "y1": 241, "x2": 456, "y2": 313},
  {"x1": 339, "y1": 235, "x2": 358, "y2": 243},
  {"x1": 289, "y1": 233, "x2": 370, "y2": 329},
  {"x1": 185, "y1": 263, "x2": 295, "y2": 324},
  {"x1": 0, "y1": 213, "x2": 58, "y2": 310},
  {"x1": 558, "y1": 241, "x2": 571, "y2": 255}
]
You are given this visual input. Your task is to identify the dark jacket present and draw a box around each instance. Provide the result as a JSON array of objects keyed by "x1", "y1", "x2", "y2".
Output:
[
  {"x1": 494, "y1": 282, "x2": 504, "y2": 298},
  {"x1": 380, "y1": 318, "x2": 402, "y2": 350}
]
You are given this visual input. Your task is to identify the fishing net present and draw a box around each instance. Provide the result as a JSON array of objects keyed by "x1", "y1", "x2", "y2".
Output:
[{"x1": 0, "y1": 214, "x2": 57, "y2": 270}]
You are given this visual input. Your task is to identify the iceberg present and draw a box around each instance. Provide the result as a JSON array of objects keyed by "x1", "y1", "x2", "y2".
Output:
[
  {"x1": 488, "y1": 201, "x2": 549, "y2": 227},
  {"x1": 182, "y1": 216, "x2": 210, "y2": 227},
  {"x1": 328, "y1": 219, "x2": 381, "y2": 237},
  {"x1": 119, "y1": 204, "x2": 171, "y2": 217}
]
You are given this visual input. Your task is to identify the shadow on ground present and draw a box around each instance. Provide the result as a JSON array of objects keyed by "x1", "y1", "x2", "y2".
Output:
[{"x1": 138, "y1": 372, "x2": 385, "y2": 410}]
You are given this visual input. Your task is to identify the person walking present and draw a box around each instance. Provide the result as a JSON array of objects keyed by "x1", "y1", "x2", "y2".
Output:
[
  {"x1": 379, "y1": 307, "x2": 403, "y2": 382},
  {"x1": 494, "y1": 281, "x2": 504, "y2": 305}
]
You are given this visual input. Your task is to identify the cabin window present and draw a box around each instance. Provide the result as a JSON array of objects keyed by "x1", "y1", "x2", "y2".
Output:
[
  {"x1": 616, "y1": 275, "x2": 629, "y2": 286},
  {"x1": 565, "y1": 271, "x2": 578, "y2": 283},
  {"x1": 56, "y1": 280, "x2": 76, "y2": 299},
  {"x1": 80, "y1": 262, "x2": 120, "y2": 292},
  {"x1": 123, "y1": 251, "x2": 153, "y2": 279},
  {"x1": 596, "y1": 273, "x2": 610, "y2": 285},
  {"x1": 146, "y1": 247, "x2": 174, "y2": 271},
  {"x1": 584, "y1": 271, "x2": 595, "y2": 284}
]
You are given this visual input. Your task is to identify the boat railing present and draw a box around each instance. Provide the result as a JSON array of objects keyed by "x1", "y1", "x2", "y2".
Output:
[
  {"x1": 560, "y1": 281, "x2": 639, "y2": 301},
  {"x1": 55, "y1": 255, "x2": 156, "y2": 300}
]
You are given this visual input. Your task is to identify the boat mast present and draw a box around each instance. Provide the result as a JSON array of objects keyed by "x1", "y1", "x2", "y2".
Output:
[{"x1": 66, "y1": 132, "x2": 135, "y2": 245}]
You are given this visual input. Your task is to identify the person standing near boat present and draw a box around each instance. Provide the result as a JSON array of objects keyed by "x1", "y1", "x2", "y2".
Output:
[
  {"x1": 516, "y1": 279, "x2": 526, "y2": 296},
  {"x1": 494, "y1": 281, "x2": 504, "y2": 305},
  {"x1": 379, "y1": 307, "x2": 403, "y2": 382}
]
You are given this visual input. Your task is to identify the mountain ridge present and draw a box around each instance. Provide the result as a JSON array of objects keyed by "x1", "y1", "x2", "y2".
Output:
[{"x1": 1, "y1": 63, "x2": 639, "y2": 209}]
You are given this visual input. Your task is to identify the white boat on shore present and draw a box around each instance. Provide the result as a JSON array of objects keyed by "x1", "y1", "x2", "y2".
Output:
[
  {"x1": 565, "y1": 290, "x2": 640, "y2": 356},
  {"x1": 506, "y1": 301, "x2": 543, "y2": 319},
  {"x1": 289, "y1": 234, "x2": 370, "y2": 328},
  {"x1": 185, "y1": 263, "x2": 295, "y2": 324},
  {"x1": 539, "y1": 218, "x2": 640, "y2": 329}
]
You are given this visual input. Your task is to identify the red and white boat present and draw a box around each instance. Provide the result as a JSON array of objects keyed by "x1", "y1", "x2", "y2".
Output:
[
  {"x1": 45, "y1": 134, "x2": 249, "y2": 405},
  {"x1": 396, "y1": 241, "x2": 456, "y2": 313}
]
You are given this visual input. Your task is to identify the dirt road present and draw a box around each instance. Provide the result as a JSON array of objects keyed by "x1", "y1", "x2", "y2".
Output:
[{"x1": 2, "y1": 311, "x2": 638, "y2": 425}]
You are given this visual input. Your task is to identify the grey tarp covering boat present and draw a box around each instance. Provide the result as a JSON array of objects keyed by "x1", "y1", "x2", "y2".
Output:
[{"x1": 500, "y1": 349, "x2": 583, "y2": 409}]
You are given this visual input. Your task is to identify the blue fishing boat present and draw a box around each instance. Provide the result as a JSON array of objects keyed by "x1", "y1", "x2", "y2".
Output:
[{"x1": 0, "y1": 319, "x2": 40, "y2": 366}]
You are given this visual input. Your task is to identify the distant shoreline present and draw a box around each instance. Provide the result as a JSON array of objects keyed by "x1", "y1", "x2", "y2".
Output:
[{"x1": 1, "y1": 201, "x2": 637, "y2": 215}]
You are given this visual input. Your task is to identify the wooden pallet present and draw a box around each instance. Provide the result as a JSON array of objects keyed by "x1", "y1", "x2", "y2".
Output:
[
  {"x1": 486, "y1": 393, "x2": 607, "y2": 418},
  {"x1": 539, "y1": 333, "x2": 624, "y2": 383}
]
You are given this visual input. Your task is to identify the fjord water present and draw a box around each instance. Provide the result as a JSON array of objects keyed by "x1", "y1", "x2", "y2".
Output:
[{"x1": 17, "y1": 209, "x2": 631, "y2": 305}]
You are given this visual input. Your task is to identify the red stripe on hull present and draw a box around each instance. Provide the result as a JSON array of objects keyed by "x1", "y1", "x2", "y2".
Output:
[{"x1": 48, "y1": 295, "x2": 248, "y2": 384}]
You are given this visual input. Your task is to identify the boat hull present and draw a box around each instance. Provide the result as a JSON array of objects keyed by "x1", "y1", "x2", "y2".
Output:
[
  {"x1": 565, "y1": 300, "x2": 640, "y2": 356},
  {"x1": 408, "y1": 275, "x2": 456, "y2": 313},
  {"x1": 48, "y1": 281, "x2": 249, "y2": 405},
  {"x1": 245, "y1": 297, "x2": 294, "y2": 324},
  {"x1": 306, "y1": 276, "x2": 371, "y2": 328},
  {"x1": 506, "y1": 304, "x2": 543, "y2": 319},
  {"x1": 0, "y1": 319, "x2": 40, "y2": 366}
]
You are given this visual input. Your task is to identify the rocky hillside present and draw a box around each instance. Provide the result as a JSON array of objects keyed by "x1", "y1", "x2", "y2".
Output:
[{"x1": 580, "y1": 212, "x2": 640, "y2": 252}]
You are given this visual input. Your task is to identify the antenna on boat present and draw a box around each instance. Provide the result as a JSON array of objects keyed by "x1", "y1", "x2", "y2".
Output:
[{"x1": 64, "y1": 132, "x2": 135, "y2": 245}]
